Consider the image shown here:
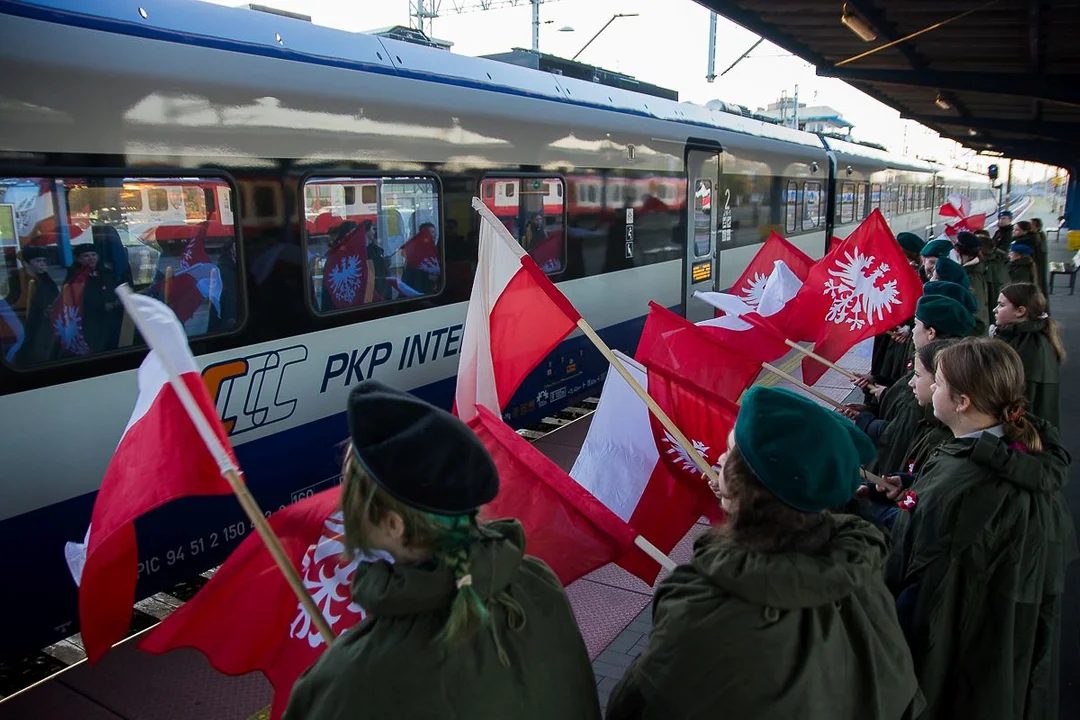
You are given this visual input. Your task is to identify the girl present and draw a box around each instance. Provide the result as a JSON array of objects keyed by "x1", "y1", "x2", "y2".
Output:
[
  {"x1": 608, "y1": 386, "x2": 924, "y2": 720},
  {"x1": 285, "y1": 381, "x2": 601, "y2": 720},
  {"x1": 884, "y1": 338, "x2": 1075, "y2": 720},
  {"x1": 1006, "y1": 242, "x2": 1037, "y2": 287},
  {"x1": 993, "y1": 282, "x2": 1064, "y2": 426}
]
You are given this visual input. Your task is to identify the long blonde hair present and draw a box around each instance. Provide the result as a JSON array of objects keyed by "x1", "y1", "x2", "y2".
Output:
[
  {"x1": 935, "y1": 338, "x2": 1042, "y2": 452},
  {"x1": 339, "y1": 447, "x2": 524, "y2": 664},
  {"x1": 1001, "y1": 282, "x2": 1066, "y2": 362}
]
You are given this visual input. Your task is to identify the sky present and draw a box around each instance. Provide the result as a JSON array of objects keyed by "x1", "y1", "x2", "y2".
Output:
[{"x1": 199, "y1": 0, "x2": 1055, "y2": 182}]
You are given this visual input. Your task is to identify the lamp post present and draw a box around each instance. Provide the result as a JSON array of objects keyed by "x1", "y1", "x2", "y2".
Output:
[{"x1": 571, "y1": 13, "x2": 638, "y2": 62}]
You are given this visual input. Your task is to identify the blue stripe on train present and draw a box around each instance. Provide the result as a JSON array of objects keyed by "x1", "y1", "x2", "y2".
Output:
[{"x1": 0, "y1": 314, "x2": 646, "y2": 659}]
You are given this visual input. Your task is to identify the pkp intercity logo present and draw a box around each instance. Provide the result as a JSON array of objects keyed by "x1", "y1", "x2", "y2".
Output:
[{"x1": 202, "y1": 345, "x2": 308, "y2": 436}]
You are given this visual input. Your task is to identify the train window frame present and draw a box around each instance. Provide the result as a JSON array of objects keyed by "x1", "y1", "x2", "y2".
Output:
[
  {"x1": 298, "y1": 172, "x2": 445, "y2": 319},
  {"x1": 478, "y1": 172, "x2": 568, "y2": 276},
  {"x1": 784, "y1": 180, "x2": 798, "y2": 234},
  {"x1": 0, "y1": 168, "x2": 248, "y2": 373},
  {"x1": 855, "y1": 182, "x2": 868, "y2": 221},
  {"x1": 870, "y1": 183, "x2": 882, "y2": 211},
  {"x1": 840, "y1": 181, "x2": 855, "y2": 224},
  {"x1": 802, "y1": 180, "x2": 822, "y2": 230}
]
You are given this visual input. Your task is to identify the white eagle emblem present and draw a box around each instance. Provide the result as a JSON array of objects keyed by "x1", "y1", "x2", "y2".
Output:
[
  {"x1": 327, "y1": 255, "x2": 364, "y2": 304},
  {"x1": 823, "y1": 249, "x2": 902, "y2": 331},
  {"x1": 53, "y1": 305, "x2": 89, "y2": 355},
  {"x1": 737, "y1": 272, "x2": 768, "y2": 310},
  {"x1": 289, "y1": 512, "x2": 388, "y2": 648},
  {"x1": 662, "y1": 431, "x2": 719, "y2": 479}
]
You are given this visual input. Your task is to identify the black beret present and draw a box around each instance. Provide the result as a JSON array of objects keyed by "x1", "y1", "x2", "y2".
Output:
[
  {"x1": 20, "y1": 246, "x2": 48, "y2": 261},
  {"x1": 71, "y1": 243, "x2": 96, "y2": 257},
  {"x1": 896, "y1": 232, "x2": 924, "y2": 254},
  {"x1": 954, "y1": 231, "x2": 981, "y2": 255},
  {"x1": 347, "y1": 381, "x2": 498, "y2": 516}
]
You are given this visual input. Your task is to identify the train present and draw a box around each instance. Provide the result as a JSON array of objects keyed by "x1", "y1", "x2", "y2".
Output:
[{"x1": 0, "y1": 0, "x2": 997, "y2": 660}]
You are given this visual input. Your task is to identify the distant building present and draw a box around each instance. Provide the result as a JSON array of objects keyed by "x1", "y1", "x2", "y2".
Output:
[{"x1": 758, "y1": 99, "x2": 854, "y2": 137}]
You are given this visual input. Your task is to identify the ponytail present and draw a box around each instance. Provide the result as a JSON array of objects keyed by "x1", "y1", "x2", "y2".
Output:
[
  {"x1": 1001, "y1": 282, "x2": 1066, "y2": 363},
  {"x1": 1001, "y1": 403, "x2": 1043, "y2": 453}
]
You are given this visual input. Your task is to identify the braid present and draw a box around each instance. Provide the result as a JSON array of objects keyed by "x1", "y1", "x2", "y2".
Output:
[{"x1": 430, "y1": 515, "x2": 490, "y2": 650}]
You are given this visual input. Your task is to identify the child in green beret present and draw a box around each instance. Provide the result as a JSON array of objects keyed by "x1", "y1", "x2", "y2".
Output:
[
  {"x1": 884, "y1": 338, "x2": 1075, "y2": 720},
  {"x1": 608, "y1": 386, "x2": 924, "y2": 720}
]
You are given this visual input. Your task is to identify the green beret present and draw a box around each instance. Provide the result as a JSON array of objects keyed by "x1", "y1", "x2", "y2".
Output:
[
  {"x1": 920, "y1": 238, "x2": 952, "y2": 258},
  {"x1": 734, "y1": 386, "x2": 876, "y2": 513},
  {"x1": 896, "y1": 232, "x2": 924, "y2": 254},
  {"x1": 932, "y1": 256, "x2": 969, "y2": 288},
  {"x1": 915, "y1": 295, "x2": 975, "y2": 338},
  {"x1": 923, "y1": 280, "x2": 977, "y2": 314}
]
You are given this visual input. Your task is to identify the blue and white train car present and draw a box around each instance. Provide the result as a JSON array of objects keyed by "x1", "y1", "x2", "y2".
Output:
[{"x1": 0, "y1": 0, "x2": 992, "y2": 658}]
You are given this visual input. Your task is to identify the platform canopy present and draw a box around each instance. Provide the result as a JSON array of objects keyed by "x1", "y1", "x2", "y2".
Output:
[{"x1": 701, "y1": 0, "x2": 1080, "y2": 170}]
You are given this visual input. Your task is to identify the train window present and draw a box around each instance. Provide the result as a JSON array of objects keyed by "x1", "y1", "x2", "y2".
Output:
[
  {"x1": 343, "y1": 186, "x2": 356, "y2": 206},
  {"x1": 303, "y1": 176, "x2": 442, "y2": 313},
  {"x1": 803, "y1": 181, "x2": 822, "y2": 230},
  {"x1": 870, "y1": 183, "x2": 882, "y2": 211},
  {"x1": 694, "y1": 179, "x2": 713, "y2": 257},
  {"x1": 855, "y1": 183, "x2": 868, "y2": 220},
  {"x1": 784, "y1": 181, "x2": 798, "y2": 234},
  {"x1": 479, "y1": 177, "x2": 565, "y2": 274},
  {"x1": 839, "y1": 182, "x2": 855, "y2": 224},
  {"x1": 0, "y1": 175, "x2": 242, "y2": 368}
]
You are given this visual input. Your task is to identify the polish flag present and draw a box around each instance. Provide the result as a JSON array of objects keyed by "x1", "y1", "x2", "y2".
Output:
[
  {"x1": 140, "y1": 487, "x2": 381, "y2": 720},
  {"x1": 65, "y1": 292, "x2": 235, "y2": 662},
  {"x1": 455, "y1": 198, "x2": 581, "y2": 422},
  {"x1": 570, "y1": 354, "x2": 704, "y2": 585},
  {"x1": 468, "y1": 406, "x2": 638, "y2": 586},
  {"x1": 725, "y1": 231, "x2": 814, "y2": 304},
  {"x1": 940, "y1": 193, "x2": 986, "y2": 238}
]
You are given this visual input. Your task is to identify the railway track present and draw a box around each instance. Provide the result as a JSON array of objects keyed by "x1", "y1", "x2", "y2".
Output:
[{"x1": 0, "y1": 395, "x2": 600, "y2": 706}]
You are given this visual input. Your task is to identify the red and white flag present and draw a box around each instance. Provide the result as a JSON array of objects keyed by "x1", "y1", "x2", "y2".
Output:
[
  {"x1": 140, "y1": 487, "x2": 378, "y2": 720},
  {"x1": 400, "y1": 224, "x2": 441, "y2": 276},
  {"x1": 724, "y1": 230, "x2": 814, "y2": 304},
  {"x1": 940, "y1": 194, "x2": 986, "y2": 238},
  {"x1": 469, "y1": 406, "x2": 638, "y2": 586},
  {"x1": 323, "y1": 225, "x2": 377, "y2": 309},
  {"x1": 570, "y1": 354, "x2": 704, "y2": 585},
  {"x1": 64, "y1": 292, "x2": 236, "y2": 662},
  {"x1": 455, "y1": 198, "x2": 580, "y2": 422},
  {"x1": 51, "y1": 266, "x2": 91, "y2": 356},
  {"x1": 785, "y1": 209, "x2": 923, "y2": 385}
]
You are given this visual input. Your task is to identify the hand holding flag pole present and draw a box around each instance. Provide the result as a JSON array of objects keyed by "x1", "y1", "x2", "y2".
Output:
[
  {"x1": 470, "y1": 198, "x2": 718, "y2": 485},
  {"x1": 114, "y1": 285, "x2": 336, "y2": 645}
]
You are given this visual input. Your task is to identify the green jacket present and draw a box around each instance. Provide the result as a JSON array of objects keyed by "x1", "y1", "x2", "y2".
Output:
[
  {"x1": 995, "y1": 319, "x2": 1061, "y2": 427},
  {"x1": 606, "y1": 515, "x2": 924, "y2": 720},
  {"x1": 884, "y1": 418, "x2": 1077, "y2": 720},
  {"x1": 963, "y1": 258, "x2": 991, "y2": 337},
  {"x1": 284, "y1": 520, "x2": 601, "y2": 720},
  {"x1": 983, "y1": 248, "x2": 1011, "y2": 301},
  {"x1": 898, "y1": 404, "x2": 951, "y2": 475},
  {"x1": 1007, "y1": 256, "x2": 1037, "y2": 287}
]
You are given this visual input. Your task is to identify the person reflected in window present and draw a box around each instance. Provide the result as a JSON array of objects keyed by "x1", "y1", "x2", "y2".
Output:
[
  {"x1": 208, "y1": 238, "x2": 239, "y2": 332},
  {"x1": 523, "y1": 213, "x2": 544, "y2": 251},
  {"x1": 12, "y1": 246, "x2": 59, "y2": 365},
  {"x1": 365, "y1": 220, "x2": 391, "y2": 300},
  {"x1": 399, "y1": 222, "x2": 440, "y2": 296},
  {"x1": 58, "y1": 244, "x2": 121, "y2": 355}
]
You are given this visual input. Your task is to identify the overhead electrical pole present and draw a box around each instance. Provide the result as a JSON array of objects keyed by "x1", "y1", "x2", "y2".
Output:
[
  {"x1": 409, "y1": 0, "x2": 564, "y2": 48},
  {"x1": 706, "y1": 13, "x2": 717, "y2": 82}
]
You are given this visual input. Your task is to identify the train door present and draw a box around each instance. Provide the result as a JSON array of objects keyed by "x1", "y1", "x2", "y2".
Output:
[{"x1": 685, "y1": 147, "x2": 720, "y2": 322}]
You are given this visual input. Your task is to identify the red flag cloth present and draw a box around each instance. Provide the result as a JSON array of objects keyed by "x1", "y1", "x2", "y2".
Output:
[
  {"x1": 140, "y1": 488, "x2": 370, "y2": 720},
  {"x1": 527, "y1": 231, "x2": 564, "y2": 274},
  {"x1": 726, "y1": 231, "x2": 815, "y2": 301},
  {"x1": 51, "y1": 266, "x2": 90, "y2": 356},
  {"x1": 787, "y1": 210, "x2": 923, "y2": 385},
  {"x1": 455, "y1": 203, "x2": 580, "y2": 422},
  {"x1": 635, "y1": 303, "x2": 748, "y2": 521},
  {"x1": 68, "y1": 294, "x2": 236, "y2": 662},
  {"x1": 400, "y1": 225, "x2": 441, "y2": 275},
  {"x1": 323, "y1": 226, "x2": 376, "y2": 309},
  {"x1": 180, "y1": 227, "x2": 212, "y2": 270},
  {"x1": 470, "y1": 405, "x2": 637, "y2": 586}
]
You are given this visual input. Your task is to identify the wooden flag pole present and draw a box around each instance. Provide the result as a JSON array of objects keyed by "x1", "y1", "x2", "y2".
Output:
[
  {"x1": 760, "y1": 360, "x2": 846, "y2": 411},
  {"x1": 163, "y1": 266, "x2": 173, "y2": 305},
  {"x1": 576, "y1": 319, "x2": 719, "y2": 484},
  {"x1": 634, "y1": 535, "x2": 678, "y2": 572},
  {"x1": 114, "y1": 285, "x2": 336, "y2": 645},
  {"x1": 780, "y1": 339, "x2": 861, "y2": 382}
]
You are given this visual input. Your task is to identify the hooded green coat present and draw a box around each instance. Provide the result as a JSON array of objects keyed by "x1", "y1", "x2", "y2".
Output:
[
  {"x1": 884, "y1": 418, "x2": 1077, "y2": 720},
  {"x1": 995, "y1": 319, "x2": 1061, "y2": 427},
  {"x1": 606, "y1": 515, "x2": 924, "y2": 720},
  {"x1": 983, "y1": 247, "x2": 1011, "y2": 301},
  {"x1": 962, "y1": 258, "x2": 991, "y2": 337},
  {"x1": 283, "y1": 520, "x2": 601, "y2": 720},
  {"x1": 1007, "y1": 256, "x2": 1037, "y2": 288}
]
